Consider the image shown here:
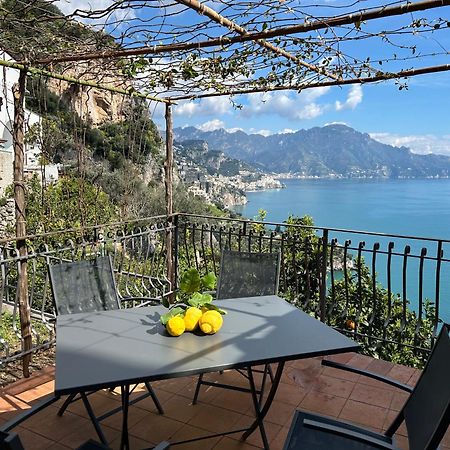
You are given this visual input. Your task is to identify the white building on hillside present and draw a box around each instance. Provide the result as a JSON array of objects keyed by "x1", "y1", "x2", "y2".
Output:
[{"x1": 0, "y1": 51, "x2": 58, "y2": 196}]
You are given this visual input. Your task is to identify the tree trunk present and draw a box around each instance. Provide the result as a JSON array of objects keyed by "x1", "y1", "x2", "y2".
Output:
[{"x1": 13, "y1": 69, "x2": 32, "y2": 377}]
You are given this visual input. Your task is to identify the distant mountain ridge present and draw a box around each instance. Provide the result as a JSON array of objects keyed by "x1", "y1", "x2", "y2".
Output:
[{"x1": 174, "y1": 125, "x2": 450, "y2": 178}]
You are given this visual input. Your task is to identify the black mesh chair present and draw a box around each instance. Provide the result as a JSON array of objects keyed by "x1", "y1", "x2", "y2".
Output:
[
  {"x1": 283, "y1": 323, "x2": 450, "y2": 450},
  {"x1": 48, "y1": 256, "x2": 164, "y2": 442},
  {"x1": 193, "y1": 250, "x2": 281, "y2": 404}
]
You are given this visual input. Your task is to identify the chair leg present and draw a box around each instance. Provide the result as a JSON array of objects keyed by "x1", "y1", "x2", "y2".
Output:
[
  {"x1": 58, "y1": 393, "x2": 77, "y2": 417},
  {"x1": 145, "y1": 382, "x2": 164, "y2": 414},
  {"x1": 192, "y1": 374, "x2": 204, "y2": 405},
  {"x1": 267, "y1": 364, "x2": 274, "y2": 383}
]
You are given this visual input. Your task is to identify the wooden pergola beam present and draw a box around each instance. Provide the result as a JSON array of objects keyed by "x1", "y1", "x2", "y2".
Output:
[
  {"x1": 174, "y1": 0, "x2": 340, "y2": 81},
  {"x1": 31, "y1": 0, "x2": 450, "y2": 65},
  {"x1": 0, "y1": 58, "x2": 170, "y2": 104},
  {"x1": 168, "y1": 63, "x2": 450, "y2": 100}
]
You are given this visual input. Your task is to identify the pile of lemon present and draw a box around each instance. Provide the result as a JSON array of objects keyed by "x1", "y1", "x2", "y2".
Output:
[{"x1": 166, "y1": 307, "x2": 223, "y2": 337}]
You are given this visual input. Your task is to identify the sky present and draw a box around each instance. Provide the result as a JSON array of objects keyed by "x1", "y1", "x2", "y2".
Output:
[{"x1": 54, "y1": 0, "x2": 450, "y2": 156}]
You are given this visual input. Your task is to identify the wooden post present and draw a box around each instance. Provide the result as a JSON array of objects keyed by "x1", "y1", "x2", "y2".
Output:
[
  {"x1": 165, "y1": 102, "x2": 175, "y2": 300},
  {"x1": 13, "y1": 69, "x2": 32, "y2": 377}
]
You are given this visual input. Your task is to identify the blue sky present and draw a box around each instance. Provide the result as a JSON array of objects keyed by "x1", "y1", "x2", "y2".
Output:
[
  {"x1": 150, "y1": 72, "x2": 450, "y2": 156},
  {"x1": 56, "y1": 0, "x2": 450, "y2": 155}
]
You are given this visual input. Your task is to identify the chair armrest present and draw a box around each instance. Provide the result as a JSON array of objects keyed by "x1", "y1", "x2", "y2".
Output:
[
  {"x1": 322, "y1": 360, "x2": 413, "y2": 393},
  {"x1": 303, "y1": 418, "x2": 397, "y2": 449},
  {"x1": 153, "y1": 442, "x2": 170, "y2": 450}
]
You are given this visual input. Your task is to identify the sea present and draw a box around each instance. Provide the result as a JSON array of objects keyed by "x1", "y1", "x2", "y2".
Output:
[{"x1": 235, "y1": 178, "x2": 450, "y2": 321}]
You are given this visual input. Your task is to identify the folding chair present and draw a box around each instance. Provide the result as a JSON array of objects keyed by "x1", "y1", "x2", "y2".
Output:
[
  {"x1": 283, "y1": 323, "x2": 450, "y2": 449},
  {"x1": 193, "y1": 250, "x2": 281, "y2": 404},
  {"x1": 48, "y1": 256, "x2": 164, "y2": 444}
]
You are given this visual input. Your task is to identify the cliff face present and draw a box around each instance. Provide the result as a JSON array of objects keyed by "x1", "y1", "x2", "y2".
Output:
[{"x1": 47, "y1": 71, "x2": 131, "y2": 125}]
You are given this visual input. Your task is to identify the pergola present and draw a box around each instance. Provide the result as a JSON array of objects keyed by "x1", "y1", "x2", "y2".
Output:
[{"x1": 0, "y1": 0, "x2": 449, "y2": 374}]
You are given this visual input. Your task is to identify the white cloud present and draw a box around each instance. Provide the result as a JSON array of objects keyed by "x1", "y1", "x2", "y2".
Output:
[
  {"x1": 249, "y1": 129, "x2": 272, "y2": 137},
  {"x1": 198, "y1": 119, "x2": 225, "y2": 132},
  {"x1": 227, "y1": 127, "x2": 244, "y2": 133},
  {"x1": 243, "y1": 89, "x2": 331, "y2": 121},
  {"x1": 56, "y1": 0, "x2": 135, "y2": 22},
  {"x1": 325, "y1": 121, "x2": 349, "y2": 127},
  {"x1": 370, "y1": 132, "x2": 450, "y2": 156},
  {"x1": 335, "y1": 85, "x2": 363, "y2": 111},
  {"x1": 280, "y1": 128, "x2": 295, "y2": 134},
  {"x1": 174, "y1": 97, "x2": 233, "y2": 118}
]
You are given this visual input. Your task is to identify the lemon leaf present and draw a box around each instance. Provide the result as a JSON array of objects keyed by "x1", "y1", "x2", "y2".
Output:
[
  {"x1": 160, "y1": 306, "x2": 185, "y2": 325},
  {"x1": 201, "y1": 272, "x2": 217, "y2": 290}
]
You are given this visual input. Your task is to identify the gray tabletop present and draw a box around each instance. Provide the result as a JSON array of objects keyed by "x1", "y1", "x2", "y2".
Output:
[{"x1": 55, "y1": 295, "x2": 358, "y2": 395}]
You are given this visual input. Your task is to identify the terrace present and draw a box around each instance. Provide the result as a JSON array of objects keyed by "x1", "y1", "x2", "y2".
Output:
[
  {"x1": 1, "y1": 214, "x2": 449, "y2": 448},
  {"x1": 1, "y1": 0, "x2": 450, "y2": 448}
]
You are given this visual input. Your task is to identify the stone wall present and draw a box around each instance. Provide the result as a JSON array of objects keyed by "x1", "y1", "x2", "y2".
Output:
[{"x1": 0, "y1": 198, "x2": 14, "y2": 239}]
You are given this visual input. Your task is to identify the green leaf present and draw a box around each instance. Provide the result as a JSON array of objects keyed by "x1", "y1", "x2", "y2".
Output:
[
  {"x1": 160, "y1": 306, "x2": 185, "y2": 325},
  {"x1": 201, "y1": 272, "x2": 217, "y2": 290},
  {"x1": 179, "y1": 268, "x2": 201, "y2": 294},
  {"x1": 202, "y1": 303, "x2": 227, "y2": 315},
  {"x1": 188, "y1": 292, "x2": 213, "y2": 307}
]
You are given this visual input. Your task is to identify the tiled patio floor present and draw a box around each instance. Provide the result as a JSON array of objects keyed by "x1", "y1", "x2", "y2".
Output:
[{"x1": 1, "y1": 353, "x2": 449, "y2": 450}]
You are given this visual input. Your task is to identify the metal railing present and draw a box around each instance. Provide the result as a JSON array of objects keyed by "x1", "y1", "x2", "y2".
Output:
[
  {"x1": 0, "y1": 216, "x2": 172, "y2": 366},
  {"x1": 176, "y1": 213, "x2": 449, "y2": 367},
  {"x1": 1, "y1": 212, "x2": 449, "y2": 368}
]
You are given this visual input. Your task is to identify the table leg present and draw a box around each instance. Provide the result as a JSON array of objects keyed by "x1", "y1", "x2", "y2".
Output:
[
  {"x1": 242, "y1": 361, "x2": 285, "y2": 449},
  {"x1": 120, "y1": 385, "x2": 130, "y2": 450},
  {"x1": 80, "y1": 392, "x2": 108, "y2": 445}
]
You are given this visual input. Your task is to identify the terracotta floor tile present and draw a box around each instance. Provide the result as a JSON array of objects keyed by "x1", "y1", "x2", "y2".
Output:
[
  {"x1": 382, "y1": 409, "x2": 407, "y2": 437},
  {"x1": 187, "y1": 403, "x2": 243, "y2": 434},
  {"x1": 346, "y1": 353, "x2": 373, "y2": 370},
  {"x1": 213, "y1": 436, "x2": 260, "y2": 449},
  {"x1": 59, "y1": 422, "x2": 119, "y2": 448},
  {"x1": 311, "y1": 374, "x2": 355, "y2": 399},
  {"x1": 273, "y1": 382, "x2": 307, "y2": 406},
  {"x1": 339, "y1": 399, "x2": 389, "y2": 430},
  {"x1": 270, "y1": 426, "x2": 291, "y2": 450},
  {"x1": 212, "y1": 389, "x2": 253, "y2": 415},
  {"x1": 108, "y1": 433, "x2": 154, "y2": 450},
  {"x1": 21, "y1": 408, "x2": 98, "y2": 443},
  {"x1": 243, "y1": 419, "x2": 282, "y2": 448},
  {"x1": 320, "y1": 365, "x2": 360, "y2": 383},
  {"x1": 101, "y1": 403, "x2": 152, "y2": 430},
  {"x1": 129, "y1": 413, "x2": 184, "y2": 443},
  {"x1": 170, "y1": 423, "x2": 221, "y2": 449},
  {"x1": 299, "y1": 391, "x2": 346, "y2": 417},
  {"x1": 14, "y1": 426, "x2": 56, "y2": 450},
  {"x1": 324, "y1": 352, "x2": 357, "y2": 365},
  {"x1": 386, "y1": 364, "x2": 416, "y2": 384},
  {"x1": 47, "y1": 442, "x2": 72, "y2": 450},
  {"x1": 349, "y1": 383, "x2": 394, "y2": 408},
  {"x1": 393, "y1": 433, "x2": 410, "y2": 450},
  {"x1": 365, "y1": 358, "x2": 395, "y2": 376},
  {"x1": 159, "y1": 394, "x2": 198, "y2": 423},
  {"x1": 390, "y1": 390, "x2": 409, "y2": 411},
  {"x1": 263, "y1": 400, "x2": 296, "y2": 427}
]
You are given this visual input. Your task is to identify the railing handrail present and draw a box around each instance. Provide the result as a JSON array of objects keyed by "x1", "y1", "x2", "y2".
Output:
[{"x1": 177, "y1": 212, "x2": 450, "y2": 244}]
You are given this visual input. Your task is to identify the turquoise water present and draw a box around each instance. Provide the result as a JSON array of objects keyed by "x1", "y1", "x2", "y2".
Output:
[{"x1": 237, "y1": 178, "x2": 450, "y2": 321}]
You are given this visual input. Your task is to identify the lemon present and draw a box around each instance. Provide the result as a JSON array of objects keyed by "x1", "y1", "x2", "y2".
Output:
[
  {"x1": 199, "y1": 310, "x2": 223, "y2": 335},
  {"x1": 166, "y1": 316, "x2": 185, "y2": 336},
  {"x1": 184, "y1": 307, "x2": 202, "y2": 332}
]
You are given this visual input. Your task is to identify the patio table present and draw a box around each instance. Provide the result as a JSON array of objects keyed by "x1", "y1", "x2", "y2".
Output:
[{"x1": 55, "y1": 295, "x2": 359, "y2": 450}]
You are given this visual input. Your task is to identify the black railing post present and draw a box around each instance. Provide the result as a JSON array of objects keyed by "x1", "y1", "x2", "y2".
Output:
[
  {"x1": 319, "y1": 229, "x2": 329, "y2": 323},
  {"x1": 173, "y1": 213, "x2": 179, "y2": 294}
]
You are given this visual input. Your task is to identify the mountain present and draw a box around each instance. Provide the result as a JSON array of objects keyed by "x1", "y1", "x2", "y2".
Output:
[{"x1": 174, "y1": 125, "x2": 450, "y2": 178}]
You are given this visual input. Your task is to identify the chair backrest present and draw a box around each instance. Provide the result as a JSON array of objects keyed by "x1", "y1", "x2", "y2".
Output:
[
  {"x1": 48, "y1": 256, "x2": 120, "y2": 315},
  {"x1": 401, "y1": 323, "x2": 450, "y2": 450},
  {"x1": 216, "y1": 250, "x2": 281, "y2": 300},
  {"x1": 0, "y1": 431, "x2": 25, "y2": 450}
]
